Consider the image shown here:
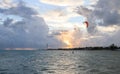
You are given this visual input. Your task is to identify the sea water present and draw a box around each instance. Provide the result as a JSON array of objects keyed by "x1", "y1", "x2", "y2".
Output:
[{"x1": 0, "y1": 50, "x2": 120, "y2": 74}]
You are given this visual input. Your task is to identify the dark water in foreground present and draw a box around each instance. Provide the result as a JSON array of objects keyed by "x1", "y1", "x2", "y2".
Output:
[{"x1": 0, "y1": 50, "x2": 120, "y2": 74}]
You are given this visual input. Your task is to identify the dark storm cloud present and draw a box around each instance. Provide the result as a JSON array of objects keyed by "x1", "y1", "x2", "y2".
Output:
[
  {"x1": 76, "y1": 0, "x2": 120, "y2": 33},
  {"x1": 0, "y1": 1, "x2": 63, "y2": 49},
  {"x1": 0, "y1": 1, "x2": 51, "y2": 48},
  {"x1": 0, "y1": 18, "x2": 48, "y2": 48},
  {"x1": 93, "y1": 0, "x2": 120, "y2": 26},
  {"x1": 3, "y1": 18, "x2": 13, "y2": 27},
  {"x1": 75, "y1": 0, "x2": 120, "y2": 46},
  {"x1": 103, "y1": 11, "x2": 120, "y2": 26},
  {"x1": 0, "y1": 1, "x2": 37, "y2": 18}
]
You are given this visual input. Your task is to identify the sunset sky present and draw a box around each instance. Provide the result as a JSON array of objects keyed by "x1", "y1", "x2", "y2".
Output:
[{"x1": 0, "y1": 0, "x2": 120, "y2": 49}]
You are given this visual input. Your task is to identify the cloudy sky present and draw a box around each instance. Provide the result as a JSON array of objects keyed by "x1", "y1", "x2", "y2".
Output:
[{"x1": 0, "y1": 0, "x2": 120, "y2": 49}]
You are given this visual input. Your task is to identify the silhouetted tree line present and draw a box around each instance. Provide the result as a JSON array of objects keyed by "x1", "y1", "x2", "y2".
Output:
[{"x1": 47, "y1": 44, "x2": 120, "y2": 50}]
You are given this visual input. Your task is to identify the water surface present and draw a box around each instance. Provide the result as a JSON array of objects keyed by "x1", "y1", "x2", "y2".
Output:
[{"x1": 0, "y1": 50, "x2": 120, "y2": 74}]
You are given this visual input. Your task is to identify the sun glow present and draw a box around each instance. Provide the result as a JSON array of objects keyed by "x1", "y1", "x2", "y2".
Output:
[
  {"x1": 56, "y1": 30, "x2": 75, "y2": 48},
  {"x1": 63, "y1": 37, "x2": 73, "y2": 48},
  {"x1": 54, "y1": 24, "x2": 88, "y2": 49}
]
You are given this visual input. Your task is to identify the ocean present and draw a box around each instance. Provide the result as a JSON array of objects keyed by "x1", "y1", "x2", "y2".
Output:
[{"x1": 0, "y1": 50, "x2": 120, "y2": 74}]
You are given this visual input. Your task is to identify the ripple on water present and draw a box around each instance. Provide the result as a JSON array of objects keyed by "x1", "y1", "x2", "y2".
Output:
[{"x1": 0, "y1": 50, "x2": 120, "y2": 74}]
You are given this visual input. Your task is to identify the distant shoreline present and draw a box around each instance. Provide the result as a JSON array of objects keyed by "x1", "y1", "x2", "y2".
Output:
[
  {"x1": 47, "y1": 48, "x2": 120, "y2": 51},
  {"x1": 47, "y1": 47, "x2": 120, "y2": 50},
  {"x1": 47, "y1": 44, "x2": 120, "y2": 51},
  {"x1": 0, "y1": 44, "x2": 119, "y2": 51}
]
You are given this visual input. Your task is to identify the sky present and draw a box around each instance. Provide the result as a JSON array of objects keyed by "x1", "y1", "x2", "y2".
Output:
[{"x1": 0, "y1": 0, "x2": 120, "y2": 49}]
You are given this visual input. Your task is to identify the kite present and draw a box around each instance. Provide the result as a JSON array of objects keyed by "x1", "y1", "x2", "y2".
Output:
[{"x1": 84, "y1": 21, "x2": 89, "y2": 28}]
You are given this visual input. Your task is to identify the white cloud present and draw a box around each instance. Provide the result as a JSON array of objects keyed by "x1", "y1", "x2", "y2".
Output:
[
  {"x1": 40, "y1": 0, "x2": 84, "y2": 6},
  {"x1": 40, "y1": 0, "x2": 98, "y2": 7},
  {"x1": 89, "y1": 0, "x2": 99, "y2": 5},
  {"x1": 41, "y1": 9, "x2": 81, "y2": 23},
  {"x1": 96, "y1": 25, "x2": 120, "y2": 33},
  {"x1": 41, "y1": 9, "x2": 68, "y2": 23},
  {"x1": 0, "y1": 0, "x2": 17, "y2": 8}
]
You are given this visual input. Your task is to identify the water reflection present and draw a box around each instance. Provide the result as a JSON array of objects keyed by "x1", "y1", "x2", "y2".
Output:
[{"x1": 34, "y1": 51, "x2": 79, "y2": 74}]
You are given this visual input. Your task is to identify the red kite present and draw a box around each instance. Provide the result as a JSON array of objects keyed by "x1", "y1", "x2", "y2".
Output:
[{"x1": 84, "y1": 21, "x2": 89, "y2": 28}]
